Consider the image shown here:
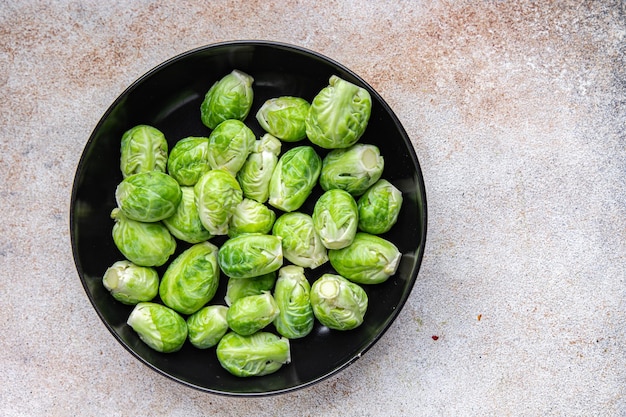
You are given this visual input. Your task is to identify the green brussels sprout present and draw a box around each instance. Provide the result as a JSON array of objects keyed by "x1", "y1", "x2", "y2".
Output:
[
  {"x1": 268, "y1": 146, "x2": 322, "y2": 212},
  {"x1": 272, "y1": 212, "x2": 328, "y2": 269},
  {"x1": 207, "y1": 119, "x2": 255, "y2": 175},
  {"x1": 111, "y1": 208, "x2": 176, "y2": 267},
  {"x1": 194, "y1": 169, "x2": 243, "y2": 235},
  {"x1": 226, "y1": 292, "x2": 280, "y2": 336},
  {"x1": 115, "y1": 171, "x2": 182, "y2": 222},
  {"x1": 102, "y1": 260, "x2": 159, "y2": 305},
  {"x1": 310, "y1": 273, "x2": 368, "y2": 331},
  {"x1": 186, "y1": 305, "x2": 229, "y2": 349},
  {"x1": 120, "y1": 124, "x2": 168, "y2": 178},
  {"x1": 216, "y1": 331, "x2": 291, "y2": 377},
  {"x1": 256, "y1": 96, "x2": 310, "y2": 142},
  {"x1": 166, "y1": 136, "x2": 211, "y2": 186},
  {"x1": 217, "y1": 234, "x2": 283, "y2": 279},
  {"x1": 200, "y1": 69, "x2": 254, "y2": 130},
  {"x1": 127, "y1": 302, "x2": 188, "y2": 353},
  {"x1": 312, "y1": 189, "x2": 359, "y2": 250},
  {"x1": 228, "y1": 198, "x2": 276, "y2": 238},
  {"x1": 273, "y1": 265, "x2": 314, "y2": 339},
  {"x1": 305, "y1": 75, "x2": 372, "y2": 149},
  {"x1": 357, "y1": 179, "x2": 403, "y2": 234},
  {"x1": 159, "y1": 241, "x2": 220, "y2": 315},
  {"x1": 162, "y1": 186, "x2": 212, "y2": 244},
  {"x1": 320, "y1": 144, "x2": 384, "y2": 196},
  {"x1": 224, "y1": 272, "x2": 277, "y2": 306},
  {"x1": 237, "y1": 134, "x2": 282, "y2": 203},
  {"x1": 329, "y1": 232, "x2": 401, "y2": 284}
]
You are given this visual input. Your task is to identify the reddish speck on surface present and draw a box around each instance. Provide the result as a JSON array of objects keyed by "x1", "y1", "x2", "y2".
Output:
[{"x1": 432, "y1": 335, "x2": 439, "y2": 341}]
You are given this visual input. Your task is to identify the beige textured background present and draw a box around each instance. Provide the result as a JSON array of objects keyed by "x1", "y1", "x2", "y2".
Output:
[{"x1": 2, "y1": 1, "x2": 625, "y2": 416}]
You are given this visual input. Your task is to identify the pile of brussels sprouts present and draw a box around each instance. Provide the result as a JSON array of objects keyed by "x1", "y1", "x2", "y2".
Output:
[{"x1": 102, "y1": 70, "x2": 404, "y2": 377}]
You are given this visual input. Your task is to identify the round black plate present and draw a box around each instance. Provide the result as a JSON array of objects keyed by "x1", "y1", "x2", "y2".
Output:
[{"x1": 70, "y1": 40, "x2": 427, "y2": 396}]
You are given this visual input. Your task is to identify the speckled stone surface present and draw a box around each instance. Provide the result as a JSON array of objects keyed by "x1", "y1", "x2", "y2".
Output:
[{"x1": 2, "y1": 1, "x2": 625, "y2": 415}]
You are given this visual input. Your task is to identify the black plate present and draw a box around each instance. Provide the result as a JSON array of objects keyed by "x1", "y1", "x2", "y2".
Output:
[{"x1": 70, "y1": 41, "x2": 427, "y2": 396}]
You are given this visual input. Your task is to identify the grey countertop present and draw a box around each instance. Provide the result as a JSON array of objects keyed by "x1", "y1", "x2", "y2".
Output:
[{"x1": 2, "y1": 1, "x2": 625, "y2": 416}]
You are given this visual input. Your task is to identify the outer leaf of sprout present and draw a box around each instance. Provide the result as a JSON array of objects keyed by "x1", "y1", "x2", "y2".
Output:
[
  {"x1": 228, "y1": 198, "x2": 276, "y2": 238},
  {"x1": 310, "y1": 274, "x2": 368, "y2": 330},
  {"x1": 312, "y1": 189, "x2": 359, "y2": 250},
  {"x1": 162, "y1": 186, "x2": 212, "y2": 243},
  {"x1": 272, "y1": 212, "x2": 328, "y2": 269},
  {"x1": 120, "y1": 124, "x2": 168, "y2": 178},
  {"x1": 200, "y1": 70, "x2": 254, "y2": 130},
  {"x1": 166, "y1": 136, "x2": 211, "y2": 186},
  {"x1": 256, "y1": 96, "x2": 310, "y2": 142},
  {"x1": 237, "y1": 134, "x2": 282, "y2": 203},
  {"x1": 268, "y1": 146, "x2": 321, "y2": 212},
  {"x1": 226, "y1": 292, "x2": 280, "y2": 336},
  {"x1": 127, "y1": 302, "x2": 188, "y2": 353},
  {"x1": 115, "y1": 171, "x2": 182, "y2": 222},
  {"x1": 329, "y1": 232, "x2": 401, "y2": 284},
  {"x1": 102, "y1": 260, "x2": 159, "y2": 305},
  {"x1": 320, "y1": 144, "x2": 384, "y2": 196},
  {"x1": 217, "y1": 234, "x2": 283, "y2": 279},
  {"x1": 273, "y1": 265, "x2": 314, "y2": 339},
  {"x1": 224, "y1": 272, "x2": 277, "y2": 306},
  {"x1": 159, "y1": 241, "x2": 220, "y2": 315},
  {"x1": 207, "y1": 119, "x2": 255, "y2": 175},
  {"x1": 305, "y1": 75, "x2": 372, "y2": 149},
  {"x1": 216, "y1": 331, "x2": 291, "y2": 377},
  {"x1": 186, "y1": 305, "x2": 229, "y2": 349},
  {"x1": 357, "y1": 179, "x2": 403, "y2": 234},
  {"x1": 194, "y1": 169, "x2": 243, "y2": 236},
  {"x1": 111, "y1": 208, "x2": 176, "y2": 267}
]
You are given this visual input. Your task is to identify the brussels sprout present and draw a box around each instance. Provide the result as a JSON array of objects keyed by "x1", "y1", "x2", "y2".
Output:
[
  {"x1": 224, "y1": 272, "x2": 277, "y2": 306},
  {"x1": 268, "y1": 146, "x2": 321, "y2": 212},
  {"x1": 111, "y1": 208, "x2": 176, "y2": 267},
  {"x1": 159, "y1": 241, "x2": 220, "y2": 315},
  {"x1": 166, "y1": 136, "x2": 211, "y2": 186},
  {"x1": 186, "y1": 305, "x2": 229, "y2": 349},
  {"x1": 237, "y1": 134, "x2": 282, "y2": 203},
  {"x1": 256, "y1": 96, "x2": 310, "y2": 142},
  {"x1": 216, "y1": 331, "x2": 291, "y2": 377},
  {"x1": 102, "y1": 260, "x2": 159, "y2": 305},
  {"x1": 226, "y1": 292, "x2": 280, "y2": 336},
  {"x1": 320, "y1": 144, "x2": 384, "y2": 196},
  {"x1": 127, "y1": 302, "x2": 188, "y2": 353},
  {"x1": 194, "y1": 169, "x2": 243, "y2": 235},
  {"x1": 357, "y1": 179, "x2": 403, "y2": 234},
  {"x1": 207, "y1": 119, "x2": 255, "y2": 175},
  {"x1": 272, "y1": 212, "x2": 328, "y2": 269},
  {"x1": 310, "y1": 274, "x2": 368, "y2": 331},
  {"x1": 162, "y1": 186, "x2": 212, "y2": 244},
  {"x1": 200, "y1": 69, "x2": 254, "y2": 130},
  {"x1": 218, "y1": 234, "x2": 283, "y2": 279},
  {"x1": 329, "y1": 232, "x2": 401, "y2": 284},
  {"x1": 228, "y1": 198, "x2": 276, "y2": 238},
  {"x1": 312, "y1": 189, "x2": 359, "y2": 250},
  {"x1": 305, "y1": 75, "x2": 372, "y2": 149},
  {"x1": 120, "y1": 124, "x2": 168, "y2": 178},
  {"x1": 273, "y1": 266, "x2": 314, "y2": 339},
  {"x1": 115, "y1": 171, "x2": 182, "y2": 222}
]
